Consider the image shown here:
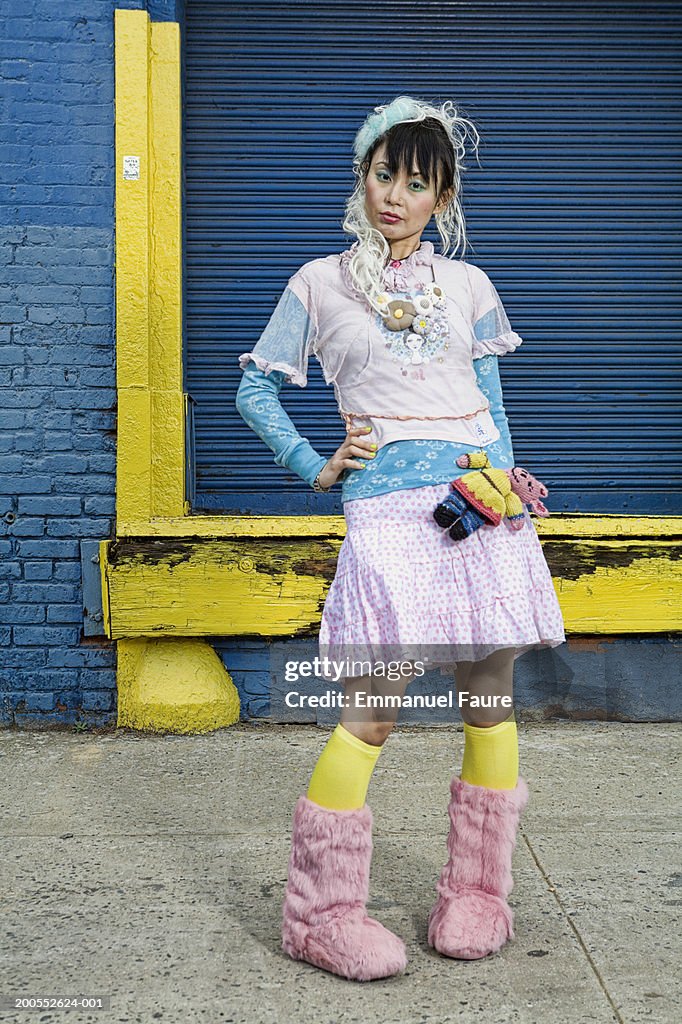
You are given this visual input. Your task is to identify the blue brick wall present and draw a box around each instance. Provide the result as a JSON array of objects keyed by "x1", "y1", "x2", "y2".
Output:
[
  {"x1": 0, "y1": 2, "x2": 131, "y2": 729},
  {"x1": 215, "y1": 641, "x2": 272, "y2": 719}
]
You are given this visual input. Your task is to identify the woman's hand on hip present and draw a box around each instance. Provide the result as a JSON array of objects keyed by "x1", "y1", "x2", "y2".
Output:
[{"x1": 317, "y1": 426, "x2": 377, "y2": 489}]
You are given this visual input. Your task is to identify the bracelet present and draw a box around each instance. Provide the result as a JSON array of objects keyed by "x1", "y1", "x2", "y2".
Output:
[{"x1": 312, "y1": 470, "x2": 332, "y2": 493}]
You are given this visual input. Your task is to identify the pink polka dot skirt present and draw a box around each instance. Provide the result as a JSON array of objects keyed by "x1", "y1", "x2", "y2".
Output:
[{"x1": 318, "y1": 482, "x2": 566, "y2": 674}]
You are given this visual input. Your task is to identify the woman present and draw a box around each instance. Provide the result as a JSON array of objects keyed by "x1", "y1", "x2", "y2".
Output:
[{"x1": 236, "y1": 95, "x2": 565, "y2": 981}]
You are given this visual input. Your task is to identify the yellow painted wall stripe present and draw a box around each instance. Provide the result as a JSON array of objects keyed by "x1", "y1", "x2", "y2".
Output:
[
  {"x1": 149, "y1": 22, "x2": 186, "y2": 518},
  {"x1": 114, "y1": 10, "x2": 185, "y2": 525},
  {"x1": 115, "y1": 10, "x2": 153, "y2": 523}
]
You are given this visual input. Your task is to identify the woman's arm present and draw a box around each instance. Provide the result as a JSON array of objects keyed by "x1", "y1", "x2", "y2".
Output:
[
  {"x1": 469, "y1": 283, "x2": 519, "y2": 466},
  {"x1": 473, "y1": 354, "x2": 515, "y2": 465},
  {"x1": 235, "y1": 364, "x2": 329, "y2": 487}
]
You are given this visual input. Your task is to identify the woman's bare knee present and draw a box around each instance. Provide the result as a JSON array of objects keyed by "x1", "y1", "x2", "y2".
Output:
[
  {"x1": 461, "y1": 714, "x2": 513, "y2": 728},
  {"x1": 341, "y1": 719, "x2": 396, "y2": 747},
  {"x1": 455, "y1": 660, "x2": 474, "y2": 691},
  {"x1": 339, "y1": 667, "x2": 414, "y2": 747}
]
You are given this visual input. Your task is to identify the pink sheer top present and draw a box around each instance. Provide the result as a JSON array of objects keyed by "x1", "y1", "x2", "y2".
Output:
[{"x1": 244, "y1": 241, "x2": 523, "y2": 452}]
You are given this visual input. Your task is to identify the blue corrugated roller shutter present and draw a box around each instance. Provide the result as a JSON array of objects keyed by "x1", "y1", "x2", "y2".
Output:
[{"x1": 184, "y1": 0, "x2": 682, "y2": 515}]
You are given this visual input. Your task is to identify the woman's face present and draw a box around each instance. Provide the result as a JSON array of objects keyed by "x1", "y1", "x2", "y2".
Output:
[{"x1": 364, "y1": 141, "x2": 448, "y2": 257}]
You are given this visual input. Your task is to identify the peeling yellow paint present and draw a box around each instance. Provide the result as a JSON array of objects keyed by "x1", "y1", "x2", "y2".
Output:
[
  {"x1": 101, "y1": 537, "x2": 341, "y2": 638},
  {"x1": 100, "y1": 533, "x2": 681, "y2": 638},
  {"x1": 553, "y1": 563, "x2": 679, "y2": 631}
]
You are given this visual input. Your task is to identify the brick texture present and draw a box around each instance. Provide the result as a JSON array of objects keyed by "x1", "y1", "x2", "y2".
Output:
[{"x1": 1, "y1": 1, "x2": 122, "y2": 729}]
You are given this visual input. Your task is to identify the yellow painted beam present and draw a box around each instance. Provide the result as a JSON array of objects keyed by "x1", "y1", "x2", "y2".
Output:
[
  {"x1": 117, "y1": 387, "x2": 153, "y2": 516},
  {"x1": 149, "y1": 22, "x2": 182, "y2": 396},
  {"x1": 534, "y1": 515, "x2": 681, "y2": 539},
  {"x1": 102, "y1": 537, "x2": 342, "y2": 639},
  {"x1": 119, "y1": 514, "x2": 350, "y2": 538},
  {"x1": 115, "y1": 514, "x2": 682, "y2": 540},
  {"x1": 114, "y1": 10, "x2": 150, "y2": 392},
  {"x1": 150, "y1": 381, "x2": 185, "y2": 516},
  {"x1": 543, "y1": 538, "x2": 681, "y2": 632},
  {"x1": 149, "y1": 21, "x2": 185, "y2": 518},
  {"x1": 101, "y1": 534, "x2": 682, "y2": 638}
]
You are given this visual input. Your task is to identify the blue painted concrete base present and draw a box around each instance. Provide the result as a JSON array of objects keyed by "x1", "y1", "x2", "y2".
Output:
[
  {"x1": 216, "y1": 636, "x2": 682, "y2": 724},
  {"x1": 2, "y1": 636, "x2": 679, "y2": 730}
]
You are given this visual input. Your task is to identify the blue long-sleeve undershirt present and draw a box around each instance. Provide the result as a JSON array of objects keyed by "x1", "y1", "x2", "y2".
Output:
[
  {"x1": 235, "y1": 308, "x2": 516, "y2": 501},
  {"x1": 235, "y1": 365, "x2": 329, "y2": 488}
]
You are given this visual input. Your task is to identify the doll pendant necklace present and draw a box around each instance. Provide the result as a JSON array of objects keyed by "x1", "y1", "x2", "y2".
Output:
[{"x1": 375, "y1": 260, "x2": 450, "y2": 369}]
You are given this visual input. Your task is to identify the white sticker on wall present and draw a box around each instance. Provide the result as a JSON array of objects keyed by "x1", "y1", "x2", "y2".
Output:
[{"x1": 123, "y1": 156, "x2": 140, "y2": 181}]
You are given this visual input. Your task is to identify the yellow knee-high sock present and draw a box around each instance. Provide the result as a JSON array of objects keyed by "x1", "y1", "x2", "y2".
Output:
[
  {"x1": 306, "y1": 723, "x2": 383, "y2": 811},
  {"x1": 460, "y1": 714, "x2": 519, "y2": 790}
]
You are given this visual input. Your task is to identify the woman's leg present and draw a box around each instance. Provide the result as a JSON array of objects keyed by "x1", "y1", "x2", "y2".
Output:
[
  {"x1": 306, "y1": 665, "x2": 415, "y2": 811},
  {"x1": 282, "y1": 665, "x2": 414, "y2": 980},
  {"x1": 341, "y1": 663, "x2": 416, "y2": 745},
  {"x1": 455, "y1": 648, "x2": 518, "y2": 790},
  {"x1": 428, "y1": 648, "x2": 529, "y2": 960},
  {"x1": 456, "y1": 647, "x2": 516, "y2": 727}
]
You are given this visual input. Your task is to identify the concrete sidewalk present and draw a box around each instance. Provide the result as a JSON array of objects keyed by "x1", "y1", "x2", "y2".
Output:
[{"x1": 0, "y1": 721, "x2": 679, "y2": 1024}]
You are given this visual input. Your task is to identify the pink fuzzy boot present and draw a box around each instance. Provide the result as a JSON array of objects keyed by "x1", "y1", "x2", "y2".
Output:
[
  {"x1": 281, "y1": 795, "x2": 408, "y2": 981},
  {"x1": 427, "y1": 775, "x2": 530, "y2": 960}
]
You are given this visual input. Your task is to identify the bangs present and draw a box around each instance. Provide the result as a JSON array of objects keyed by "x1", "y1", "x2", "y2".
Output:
[{"x1": 369, "y1": 118, "x2": 456, "y2": 193}]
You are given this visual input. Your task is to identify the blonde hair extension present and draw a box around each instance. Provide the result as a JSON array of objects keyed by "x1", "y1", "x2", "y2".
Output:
[{"x1": 342, "y1": 96, "x2": 481, "y2": 312}]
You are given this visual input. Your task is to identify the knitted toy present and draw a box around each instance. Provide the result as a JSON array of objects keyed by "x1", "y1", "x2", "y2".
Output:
[{"x1": 433, "y1": 452, "x2": 550, "y2": 541}]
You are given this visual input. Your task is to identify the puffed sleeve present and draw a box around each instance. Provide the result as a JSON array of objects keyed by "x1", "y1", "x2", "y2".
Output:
[
  {"x1": 465, "y1": 262, "x2": 523, "y2": 359},
  {"x1": 237, "y1": 268, "x2": 318, "y2": 388}
]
